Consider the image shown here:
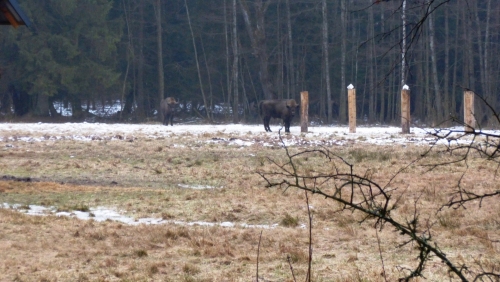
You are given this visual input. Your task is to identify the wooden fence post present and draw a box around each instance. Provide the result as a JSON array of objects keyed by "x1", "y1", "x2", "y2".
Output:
[
  {"x1": 464, "y1": 90, "x2": 475, "y2": 133},
  {"x1": 401, "y1": 85, "x2": 410, "y2": 134},
  {"x1": 300, "y1": 91, "x2": 309, "y2": 133},
  {"x1": 347, "y1": 84, "x2": 356, "y2": 133}
]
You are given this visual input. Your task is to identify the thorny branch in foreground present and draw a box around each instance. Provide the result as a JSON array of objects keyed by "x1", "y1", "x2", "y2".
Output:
[
  {"x1": 422, "y1": 91, "x2": 500, "y2": 210},
  {"x1": 258, "y1": 123, "x2": 500, "y2": 281}
]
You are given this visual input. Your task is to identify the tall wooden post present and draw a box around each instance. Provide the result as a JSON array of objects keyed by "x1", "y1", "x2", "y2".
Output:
[
  {"x1": 300, "y1": 91, "x2": 309, "y2": 133},
  {"x1": 347, "y1": 84, "x2": 356, "y2": 133},
  {"x1": 464, "y1": 90, "x2": 475, "y2": 133},
  {"x1": 401, "y1": 85, "x2": 410, "y2": 134}
]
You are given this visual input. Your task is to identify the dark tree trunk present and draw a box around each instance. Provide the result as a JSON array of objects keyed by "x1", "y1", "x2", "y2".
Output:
[
  {"x1": 48, "y1": 97, "x2": 59, "y2": 117},
  {"x1": 0, "y1": 90, "x2": 12, "y2": 115},
  {"x1": 10, "y1": 85, "x2": 30, "y2": 116},
  {"x1": 135, "y1": 0, "x2": 145, "y2": 119},
  {"x1": 71, "y1": 96, "x2": 84, "y2": 119},
  {"x1": 285, "y1": 0, "x2": 295, "y2": 100},
  {"x1": 239, "y1": 0, "x2": 274, "y2": 100},
  {"x1": 322, "y1": 0, "x2": 332, "y2": 123},
  {"x1": 156, "y1": 0, "x2": 164, "y2": 122},
  {"x1": 339, "y1": 0, "x2": 347, "y2": 123},
  {"x1": 232, "y1": 0, "x2": 239, "y2": 123},
  {"x1": 34, "y1": 94, "x2": 50, "y2": 117},
  {"x1": 122, "y1": 91, "x2": 135, "y2": 117}
]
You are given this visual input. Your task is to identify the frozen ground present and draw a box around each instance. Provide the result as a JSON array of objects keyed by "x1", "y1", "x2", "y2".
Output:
[{"x1": 0, "y1": 121, "x2": 484, "y2": 146}]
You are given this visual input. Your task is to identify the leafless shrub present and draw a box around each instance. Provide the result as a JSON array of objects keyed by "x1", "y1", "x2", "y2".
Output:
[{"x1": 259, "y1": 107, "x2": 500, "y2": 281}]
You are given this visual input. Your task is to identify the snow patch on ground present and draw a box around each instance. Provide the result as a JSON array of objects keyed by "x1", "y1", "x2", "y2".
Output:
[
  {"x1": 1, "y1": 203, "x2": 280, "y2": 229},
  {"x1": 0, "y1": 122, "x2": 491, "y2": 146},
  {"x1": 177, "y1": 184, "x2": 222, "y2": 189}
]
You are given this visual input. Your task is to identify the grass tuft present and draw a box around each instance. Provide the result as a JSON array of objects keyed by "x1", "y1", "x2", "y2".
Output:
[
  {"x1": 280, "y1": 213, "x2": 299, "y2": 227},
  {"x1": 134, "y1": 249, "x2": 148, "y2": 257},
  {"x1": 438, "y1": 210, "x2": 462, "y2": 229},
  {"x1": 73, "y1": 203, "x2": 90, "y2": 212},
  {"x1": 182, "y1": 263, "x2": 200, "y2": 275}
]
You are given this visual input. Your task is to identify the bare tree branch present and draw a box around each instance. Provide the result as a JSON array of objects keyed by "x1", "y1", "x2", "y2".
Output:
[{"x1": 258, "y1": 132, "x2": 469, "y2": 281}]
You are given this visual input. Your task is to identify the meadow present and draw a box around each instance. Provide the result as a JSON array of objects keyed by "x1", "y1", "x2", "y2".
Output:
[{"x1": 0, "y1": 123, "x2": 499, "y2": 281}]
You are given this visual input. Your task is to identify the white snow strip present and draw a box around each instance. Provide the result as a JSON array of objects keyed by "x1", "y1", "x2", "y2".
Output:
[
  {"x1": 1, "y1": 203, "x2": 279, "y2": 229},
  {"x1": 1, "y1": 122, "x2": 494, "y2": 147},
  {"x1": 177, "y1": 184, "x2": 222, "y2": 190}
]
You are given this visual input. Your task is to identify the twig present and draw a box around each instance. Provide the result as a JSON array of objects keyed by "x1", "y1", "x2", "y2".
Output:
[
  {"x1": 256, "y1": 230, "x2": 263, "y2": 282},
  {"x1": 305, "y1": 191, "x2": 313, "y2": 282},
  {"x1": 375, "y1": 228, "x2": 388, "y2": 282},
  {"x1": 287, "y1": 255, "x2": 297, "y2": 282}
]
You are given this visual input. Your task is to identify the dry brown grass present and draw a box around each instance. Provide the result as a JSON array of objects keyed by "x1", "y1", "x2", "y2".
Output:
[{"x1": 0, "y1": 130, "x2": 499, "y2": 281}]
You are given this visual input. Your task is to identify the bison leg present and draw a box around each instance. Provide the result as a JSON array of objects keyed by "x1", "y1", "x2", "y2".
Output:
[
  {"x1": 284, "y1": 120, "x2": 290, "y2": 132},
  {"x1": 263, "y1": 116, "x2": 272, "y2": 132},
  {"x1": 169, "y1": 115, "x2": 174, "y2": 126}
]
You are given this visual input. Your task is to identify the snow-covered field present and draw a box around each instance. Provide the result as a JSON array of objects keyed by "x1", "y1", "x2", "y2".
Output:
[{"x1": 0, "y1": 122, "x2": 473, "y2": 146}]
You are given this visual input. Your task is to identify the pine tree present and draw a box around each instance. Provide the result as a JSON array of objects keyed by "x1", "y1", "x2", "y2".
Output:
[{"x1": 12, "y1": 0, "x2": 123, "y2": 117}]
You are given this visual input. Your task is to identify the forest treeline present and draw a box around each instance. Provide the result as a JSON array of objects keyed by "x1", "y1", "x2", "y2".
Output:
[{"x1": 0, "y1": 0, "x2": 498, "y2": 126}]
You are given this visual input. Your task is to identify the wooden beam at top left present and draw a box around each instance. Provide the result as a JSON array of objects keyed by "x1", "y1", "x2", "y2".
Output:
[{"x1": 1, "y1": 7, "x2": 19, "y2": 28}]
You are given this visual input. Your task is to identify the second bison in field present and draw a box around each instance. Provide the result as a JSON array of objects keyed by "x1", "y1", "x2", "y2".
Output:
[
  {"x1": 160, "y1": 97, "x2": 179, "y2": 126},
  {"x1": 259, "y1": 99, "x2": 299, "y2": 133}
]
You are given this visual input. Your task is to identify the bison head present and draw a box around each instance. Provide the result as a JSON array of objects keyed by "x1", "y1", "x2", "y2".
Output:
[
  {"x1": 165, "y1": 97, "x2": 179, "y2": 105},
  {"x1": 286, "y1": 99, "x2": 298, "y2": 117}
]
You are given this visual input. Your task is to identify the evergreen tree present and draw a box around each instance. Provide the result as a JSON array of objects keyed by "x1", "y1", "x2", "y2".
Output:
[{"x1": 9, "y1": 0, "x2": 123, "y2": 117}]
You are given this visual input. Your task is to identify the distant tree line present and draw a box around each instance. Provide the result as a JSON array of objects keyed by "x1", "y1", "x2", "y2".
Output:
[{"x1": 0, "y1": 0, "x2": 499, "y2": 126}]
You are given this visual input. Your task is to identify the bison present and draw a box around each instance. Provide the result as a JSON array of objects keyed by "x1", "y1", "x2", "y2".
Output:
[
  {"x1": 160, "y1": 97, "x2": 179, "y2": 126},
  {"x1": 259, "y1": 99, "x2": 299, "y2": 133}
]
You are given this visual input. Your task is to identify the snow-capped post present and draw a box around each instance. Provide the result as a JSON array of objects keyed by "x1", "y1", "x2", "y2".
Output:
[
  {"x1": 464, "y1": 90, "x2": 475, "y2": 133},
  {"x1": 347, "y1": 84, "x2": 356, "y2": 133},
  {"x1": 300, "y1": 91, "x2": 309, "y2": 133},
  {"x1": 401, "y1": 85, "x2": 410, "y2": 134}
]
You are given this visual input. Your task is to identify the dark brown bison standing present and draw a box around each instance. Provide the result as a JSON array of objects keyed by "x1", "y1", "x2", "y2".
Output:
[
  {"x1": 160, "y1": 97, "x2": 179, "y2": 126},
  {"x1": 259, "y1": 99, "x2": 299, "y2": 133}
]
